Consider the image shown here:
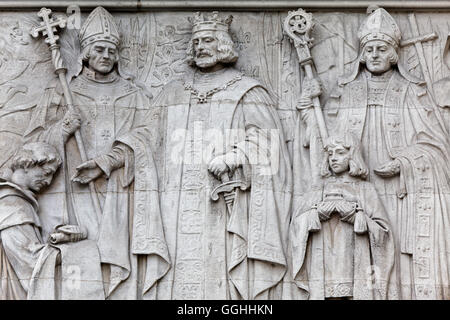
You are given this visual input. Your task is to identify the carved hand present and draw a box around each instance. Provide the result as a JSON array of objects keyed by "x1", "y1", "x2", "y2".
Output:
[
  {"x1": 72, "y1": 160, "x2": 104, "y2": 184},
  {"x1": 62, "y1": 110, "x2": 81, "y2": 141},
  {"x1": 49, "y1": 224, "x2": 88, "y2": 244},
  {"x1": 316, "y1": 201, "x2": 334, "y2": 221},
  {"x1": 297, "y1": 77, "x2": 322, "y2": 110},
  {"x1": 336, "y1": 200, "x2": 357, "y2": 222},
  {"x1": 374, "y1": 159, "x2": 401, "y2": 177},
  {"x1": 297, "y1": 78, "x2": 322, "y2": 147},
  {"x1": 339, "y1": 209, "x2": 356, "y2": 224},
  {"x1": 208, "y1": 156, "x2": 229, "y2": 179},
  {"x1": 298, "y1": 97, "x2": 314, "y2": 109}
]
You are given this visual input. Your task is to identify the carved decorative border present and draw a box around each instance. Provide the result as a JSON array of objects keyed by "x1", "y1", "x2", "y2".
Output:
[{"x1": 1, "y1": 0, "x2": 450, "y2": 11}]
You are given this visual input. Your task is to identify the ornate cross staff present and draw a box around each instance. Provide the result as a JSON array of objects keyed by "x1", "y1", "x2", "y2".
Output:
[
  {"x1": 283, "y1": 9, "x2": 328, "y2": 145},
  {"x1": 31, "y1": 8, "x2": 102, "y2": 224}
]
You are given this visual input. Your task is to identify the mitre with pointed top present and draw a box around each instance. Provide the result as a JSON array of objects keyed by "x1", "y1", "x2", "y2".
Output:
[
  {"x1": 79, "y1": 6, "x2": 120, "y2": 49},
  {"x1": 189, "y1": 11, "x2": 233, "y2": 34},
  {"x1": 358, "y1": 8, "x2": 401, "y2": 48}
]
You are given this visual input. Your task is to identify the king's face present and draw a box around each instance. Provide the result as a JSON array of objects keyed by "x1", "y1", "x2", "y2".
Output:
[
  {"x1": 192, "y1": 30, "x2": 219, "y2": 68},
  {"x1": 88, "y1": 41, "x2": 118, "y2": 74}
]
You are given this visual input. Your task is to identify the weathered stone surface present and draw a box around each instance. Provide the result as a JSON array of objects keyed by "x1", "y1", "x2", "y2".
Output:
[{"x1": 0, "y1": 2, "x2": 449, "y2": 300}]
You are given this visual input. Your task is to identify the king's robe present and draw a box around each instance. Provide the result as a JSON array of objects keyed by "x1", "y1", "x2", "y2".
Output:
[{"x1": 147, "y1": 67, "x2": 292, "y2": 300}]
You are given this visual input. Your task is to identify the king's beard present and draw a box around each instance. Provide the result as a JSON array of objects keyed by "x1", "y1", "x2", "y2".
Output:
[{"x1": 194, "y1": 53, "x2": 219, "y2": 69}]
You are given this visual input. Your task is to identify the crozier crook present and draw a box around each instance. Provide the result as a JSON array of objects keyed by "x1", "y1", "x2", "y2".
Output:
[{"x1": 283, "y1": 9, "x2": 328, "y2": 146}]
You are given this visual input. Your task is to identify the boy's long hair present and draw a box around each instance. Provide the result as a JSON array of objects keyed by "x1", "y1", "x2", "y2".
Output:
[{"x1": 321, "y1": 133, "x2": 369, "y2": 179}]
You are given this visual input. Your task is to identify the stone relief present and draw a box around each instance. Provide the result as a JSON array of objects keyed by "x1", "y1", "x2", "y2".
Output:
[
  {"x1": 289, "y1": 134, "x2": 396, "y2": 300},
  {"x1": 295, "y1": 7, "x2": 450, "y2": 300},
  {"x1": 0, "y1": 4, "x2": 448, "y2": 300},
  {"x1": 148, "y1": 11, "x2": 291, "y2": 300},
  {"x1": 0, "y1": 142, "x2": 103, "y2": 299}
]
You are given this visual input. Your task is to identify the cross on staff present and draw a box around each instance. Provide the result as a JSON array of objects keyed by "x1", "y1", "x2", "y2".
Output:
[
  {"x1": 31, "y1": 8, "x2": 67, "y2": 74},
  {"x1": 401, "y1": 13, "x2": 437, "y2": 96},
  {"x1": 31, "y1": 8, "x2": 66, "y2": 46},
  {"x1": 400, "y1": 13, "x2": 446, "y2": 130},
  {"x1": 30, "y1": 7, "x2": 103, "y2": 226}
]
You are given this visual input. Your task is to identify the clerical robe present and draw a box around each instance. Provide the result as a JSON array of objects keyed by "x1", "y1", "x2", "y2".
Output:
[
  {"x1": 147, "y1": 68, "x2": 292, "y2": 300},
  {"x1": 329, "y1": 67, "x2": 450, "y2": 299},
  {"x1": 289, "y1": 175, "x2": 396, "y2": 300},
  {"x1": 24, "y1": 68, "x2": 170, "y2": 299},
  {"x1": 433, "y1": 77, "x2": 450, "y2": 134},
  {"x1": 0, "y1": 180, "x2": 104, "y2": 300}
]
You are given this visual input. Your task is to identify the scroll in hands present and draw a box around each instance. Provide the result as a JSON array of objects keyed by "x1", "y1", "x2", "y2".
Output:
[{"x1": 48, "y1": 224, "x2": 88, "y2": 244}]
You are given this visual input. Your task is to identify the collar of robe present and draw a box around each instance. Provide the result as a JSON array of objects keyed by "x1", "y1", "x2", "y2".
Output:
[
  {"x1": 364, "y1": 68, "x2": 395, "y2": 82},
  {"x1": 81, "y1": 67, "x2": 119, "y2": 83},
  {"x1": 0, "y1": 178, "x2": 39, "y2": 211}
]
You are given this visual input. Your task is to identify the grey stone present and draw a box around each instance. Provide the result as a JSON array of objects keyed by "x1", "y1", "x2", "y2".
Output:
[{"x1": 0, "y1": 3, "x2": 448, "y2": 300}]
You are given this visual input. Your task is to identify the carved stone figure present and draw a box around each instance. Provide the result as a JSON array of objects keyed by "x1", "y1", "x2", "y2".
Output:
[
  {"x1": 301, "y1": 8, "x2": 450, "y2": 299},
  {"x1": 289, "y1": 134, "x2": 396, "y2": 299},
  {"x1": 0, "y1": 142, "x2": 104, "y2": 300},
  {"x1": 24, "y1": 7, "x2": 169, "y2": 299},
  {"x1": 433, "y1": 33, "x2": 450, "y2": 134},
  {"x1": 148, "y1": 11, "x2": 292, "y2": 299},
  {"x1": 0, "y1": 2, "x2": 449, "y2": 301}
]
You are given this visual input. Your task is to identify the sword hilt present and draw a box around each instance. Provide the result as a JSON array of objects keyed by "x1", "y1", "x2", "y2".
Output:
[{"x1": 210, "y1": 171, "x2": 248, "y2": 202}]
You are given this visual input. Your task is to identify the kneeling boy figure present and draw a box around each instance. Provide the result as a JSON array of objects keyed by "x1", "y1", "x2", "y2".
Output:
[
  {"x1": 289, "y1": 134, "x2": 397, "y2": 300},
  {"x1": 0, "y1": 142, "x2": 104, "y2": 300}
]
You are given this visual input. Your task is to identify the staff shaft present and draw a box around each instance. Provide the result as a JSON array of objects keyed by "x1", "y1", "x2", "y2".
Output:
[
  {"x1": 32, "y1": 7, "x2": 102, "y2": 227},
  {"x1": 303, "y1": 63, "x2": 328, "y2": 144},
  {"x1": 56, "y1": 69, "x2": 102, "y2": 225}
]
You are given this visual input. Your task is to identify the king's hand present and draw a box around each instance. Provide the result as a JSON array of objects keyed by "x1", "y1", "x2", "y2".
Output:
[
  {"x1": 374, "y1": 159, "x2": 401, "y2": 177},
  {"x1": 208, "y1": 156, "x2": 230, "y2": 179},
  {"x1": 72, "y1": 160, "x2": 104, "y2": 184}
]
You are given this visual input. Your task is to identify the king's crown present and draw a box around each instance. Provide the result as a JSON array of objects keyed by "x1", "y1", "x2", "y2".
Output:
[{"x1": 189, "y1": 11, "x2": 233, "y2": 33}]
